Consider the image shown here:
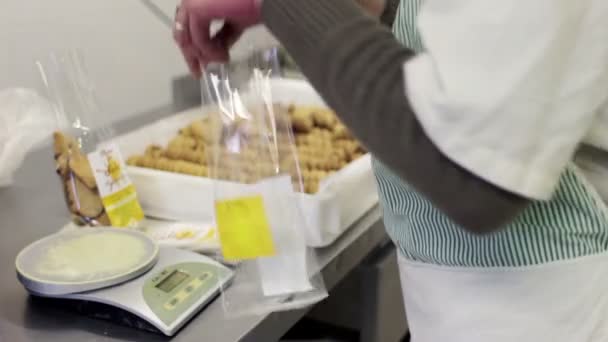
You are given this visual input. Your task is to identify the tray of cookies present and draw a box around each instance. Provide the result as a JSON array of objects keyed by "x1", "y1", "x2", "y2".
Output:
[{"x1": 115, "y1": 79, "x2": 378, "y2": 247}]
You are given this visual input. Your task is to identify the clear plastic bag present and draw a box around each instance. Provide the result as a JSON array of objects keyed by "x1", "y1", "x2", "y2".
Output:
[
  {"x1": 0, "y1": 88, "x2": 56, "y2": 186},
  {"x1": 202, "y1": 47, "x2": 327, "y2": 316},
  {"x1": 37, "y1": 51, "x2": 144, "y2": 227}
]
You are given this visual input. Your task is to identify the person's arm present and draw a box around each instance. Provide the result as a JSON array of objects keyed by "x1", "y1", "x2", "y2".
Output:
[
  {"x1": 261, "y1": 0, "x2": 603, "y2": 234},
  {"x1": 177, "y1": 0, "x2": 601, "y2": 234},
  {"x1": 261, "y1": 0, "x2": 529, "y2": 234}
]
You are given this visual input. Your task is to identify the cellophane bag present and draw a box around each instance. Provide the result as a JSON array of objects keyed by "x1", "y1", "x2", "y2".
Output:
[
  {"x1": 37, "y1": 50, "x2": 144, "y2": 228},
  {"x1": 202, "y1": 47, "x2": 328, "y2": 317}
]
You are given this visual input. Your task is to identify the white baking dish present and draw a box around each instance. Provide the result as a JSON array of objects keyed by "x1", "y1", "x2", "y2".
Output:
[{"x1": 115, "y1": 79, "x2": 378, "y2": 247}]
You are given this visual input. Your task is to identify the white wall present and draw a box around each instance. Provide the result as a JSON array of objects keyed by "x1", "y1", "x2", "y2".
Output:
[{"x1": 0, "y1": 0, "x2": 276, "y2": 127}]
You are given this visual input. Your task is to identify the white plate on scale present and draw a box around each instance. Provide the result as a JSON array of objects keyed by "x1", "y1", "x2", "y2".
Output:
[{"x1": 16, "y1": 228, "x2": 234, "y2": 336}]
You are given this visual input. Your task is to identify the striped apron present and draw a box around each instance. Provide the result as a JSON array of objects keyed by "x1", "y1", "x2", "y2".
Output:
[{"x1": 376, "y1": 1, "x2": 608, "y2": 340}]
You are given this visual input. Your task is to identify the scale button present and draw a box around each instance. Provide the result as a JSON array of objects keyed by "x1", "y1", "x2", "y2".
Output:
[
  {"x1": 161, "y1": 270, "x2": 169, "y2": 275},
  {"x1": 190, "y1": 278, "x2": 203, "y2": 289},
  {"x1": 163, "y1": 298, "x2": 180, "y2": 311},
  {"x1": 185, "y1": 285, "x2": 195, "y2": 293},
  {"x1": 175, "y1": 290, "x2": 190, "y2": 302},
  {"x1": 198, "y1": 273, "x2": 210, "y2": 281}
]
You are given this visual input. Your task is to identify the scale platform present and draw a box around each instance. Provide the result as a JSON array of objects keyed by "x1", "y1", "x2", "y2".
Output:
[{"x1": 16, "y1": 228, "x2": 234, "y2": 336}]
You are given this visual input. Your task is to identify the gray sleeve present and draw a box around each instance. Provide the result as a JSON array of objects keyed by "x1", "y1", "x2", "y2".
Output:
[{"x1": 261, "y1": 0, "x2": 530, "y2": 234}]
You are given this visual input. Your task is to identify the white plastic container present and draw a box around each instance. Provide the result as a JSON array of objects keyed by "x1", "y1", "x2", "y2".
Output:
[{"x1": 115, "y1": 79, "x2": 378, "y2": 247}]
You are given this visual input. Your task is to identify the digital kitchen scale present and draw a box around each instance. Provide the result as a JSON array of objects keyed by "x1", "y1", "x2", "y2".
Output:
[{"x1": 16, "y1": 228, "x2": 234, "y2": 336}]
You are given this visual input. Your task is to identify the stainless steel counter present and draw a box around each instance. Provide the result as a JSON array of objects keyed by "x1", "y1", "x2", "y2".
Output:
[{"x1": 0, "y1": 104, "x2": 387, "y2": 342}]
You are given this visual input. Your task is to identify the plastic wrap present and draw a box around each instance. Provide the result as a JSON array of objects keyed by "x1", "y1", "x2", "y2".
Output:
[
  {"x1": 0, "y1": 88, "x2": 56, "y2": 186},
  {"x1": 37, "y1": 51, "x2": 144, "y2": 228},
  {"x1": 202, "y1": 48, "x2": 327, "y2": 316}
]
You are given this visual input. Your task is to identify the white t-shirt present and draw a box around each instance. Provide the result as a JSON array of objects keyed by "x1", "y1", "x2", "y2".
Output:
[{"x1": 405, "y1": 0, "x2": 608, "y2": 200}]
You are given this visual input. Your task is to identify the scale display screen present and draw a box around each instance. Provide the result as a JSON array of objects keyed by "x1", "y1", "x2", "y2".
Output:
[{"x1": 156, "y1": 270, "x2": 189, "y2": 293}]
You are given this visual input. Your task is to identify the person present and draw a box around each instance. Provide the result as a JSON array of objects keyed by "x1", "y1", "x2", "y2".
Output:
[
  {"x1": 356, "y1": 0, "x2": 386, "y2": 19},
  {"x1": 174, "y1": 0, "x2": 608, "y2": 341}
]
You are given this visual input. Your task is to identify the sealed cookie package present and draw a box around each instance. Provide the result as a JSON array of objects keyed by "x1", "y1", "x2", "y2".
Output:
[
  {"x1": 38, "y1": 51, "x2": 144, "y2": 228},
  {"x1": 202, "y1": 47, "x2": 327, "y2": 316}
]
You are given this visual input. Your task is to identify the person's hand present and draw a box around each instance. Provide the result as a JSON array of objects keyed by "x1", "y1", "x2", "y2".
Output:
[
  {"x1": 357, "y1": 0, "x2": 386, "y2": 18},
  {"x1": 174, "y1": 0, "x2": 262, "y2": 77}
]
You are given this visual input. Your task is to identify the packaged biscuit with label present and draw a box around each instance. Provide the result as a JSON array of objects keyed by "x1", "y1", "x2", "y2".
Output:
[{"x1": 38, "y1": 51, "x2": 144, "y2": 227}]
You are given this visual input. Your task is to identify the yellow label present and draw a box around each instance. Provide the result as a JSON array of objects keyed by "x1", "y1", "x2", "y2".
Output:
[
  {"x1": 215, "y1": 196, "x2": 275, "y2": 260},
  {"x1": 102, "y1": 185, "x2": 145, "y2": 227},
  {"x1": 200, "y1": 227, "x2": 217, "y2": 241},
  {"x1": 175, "y1": 230, "x2": 195, "y2": 239},
  {"x1": 89, "y1": 144, "x2": 144, "y2": 227}
]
